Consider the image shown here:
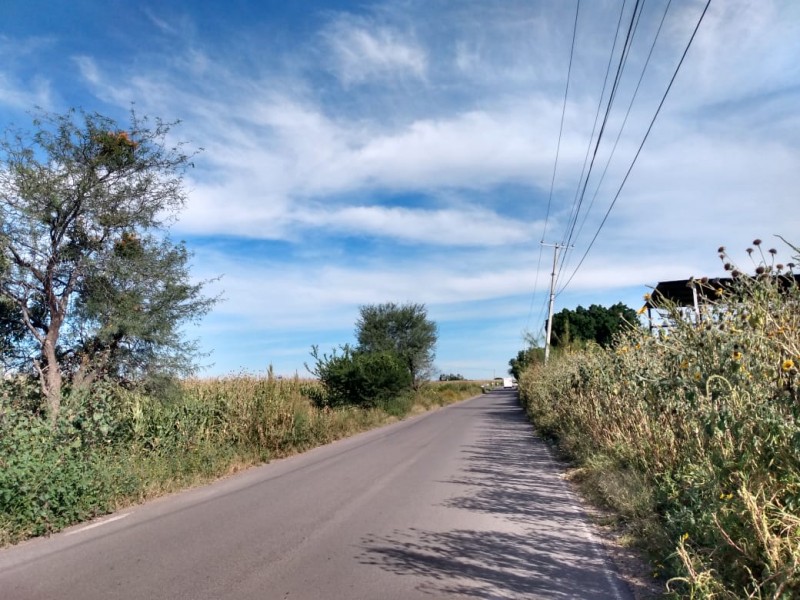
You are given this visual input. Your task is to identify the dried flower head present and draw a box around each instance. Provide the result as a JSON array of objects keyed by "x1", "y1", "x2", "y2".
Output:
[
  {"x1": 717, "y1": 246, "x2": 725, "y2": 254},
  {"x1": 746, "y1": 248, "x2": 753, "y2": 255},
  {"x1": 788, "y1": 263, "x2": 796, "y2": 269},
  {"x1": 769, "y1": 248, "x2": 777, "y2": 255},
  {"x1": 776, "y1": 264, "x2": 784, "y2": 270},
  {"x1": 724, "y1": 263, "x2": 732, "y2": 271},
  {"x1": 755, "y1": 266, "x2": 765, "y2": 275},
  {"x1": 753, "y1": 239, "x2": 762, "y2": 246}
]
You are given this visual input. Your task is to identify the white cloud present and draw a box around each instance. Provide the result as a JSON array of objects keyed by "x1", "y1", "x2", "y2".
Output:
[
  {"x1": 0, "y1": 72, "x2": 52, "y2": 111},
  {"x1": 299, "y1": 205, "x2": 533, "y2": 246},
  {"x1": 0, "y1": 36, "x2": 55, "y2": 110},
  {"x1": 21, "y1": 0, "x2": 796, "y2": 375},
  {"x1": 141, "y1": 7, "x2": 180, "y2": 36},
  {"x1": 322, "y1": 16, "x2": 428, "y2": 84}
]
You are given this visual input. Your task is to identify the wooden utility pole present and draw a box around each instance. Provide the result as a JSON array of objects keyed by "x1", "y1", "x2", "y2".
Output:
[{"x1": 543, "y1": 242, "x2": 565, "y2": 365}]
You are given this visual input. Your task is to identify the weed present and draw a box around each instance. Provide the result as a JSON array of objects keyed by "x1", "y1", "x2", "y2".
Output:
[
  {"x1": 0, "y1": 374, "x2": 480, "y2": 546},
  {"x1": 519, "y1": 240, "x2": 800, "y2": 598}
]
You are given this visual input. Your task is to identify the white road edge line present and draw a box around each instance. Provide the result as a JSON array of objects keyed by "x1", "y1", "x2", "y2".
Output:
[
  {"x1": 541, "y1": 444, "x2": 628, "y2": 600},
  {"x1": 65, "y1": 513, "x2": 130, "y2": 536}
]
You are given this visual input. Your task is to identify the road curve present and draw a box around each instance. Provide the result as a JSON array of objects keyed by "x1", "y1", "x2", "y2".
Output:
[{"x1": 0, "y1": 391, "x2": 633, "y2": 599}]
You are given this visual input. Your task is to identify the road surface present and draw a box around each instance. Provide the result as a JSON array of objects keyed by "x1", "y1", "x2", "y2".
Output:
[{"x1": 0, "y1": 390, "x2": 633, "y2": 599}]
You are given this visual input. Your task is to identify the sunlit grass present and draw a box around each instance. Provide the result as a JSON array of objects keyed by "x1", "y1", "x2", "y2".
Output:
[{"x1": 519, "y1": 241, "x2": 800, "y2": 598}]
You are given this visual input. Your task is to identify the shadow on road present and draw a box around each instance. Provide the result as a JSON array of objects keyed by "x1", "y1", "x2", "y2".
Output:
[{"x1": 358, "y1": 392, "x2": 630, "y2": 599}]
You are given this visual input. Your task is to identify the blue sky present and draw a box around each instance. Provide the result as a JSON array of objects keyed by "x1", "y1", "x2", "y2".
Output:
[{"x1": 1, "y1": 0, "x2": 798, "y2": 378}]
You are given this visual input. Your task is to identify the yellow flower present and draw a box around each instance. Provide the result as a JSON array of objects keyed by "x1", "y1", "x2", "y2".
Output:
[
  {"x1": 783, "y1": 359, "x2": 795, "y2": 372},
  {"x1": 693, "y1": 372, "x2": 702, "y2": 381},
  {"x1": 643, "y1": 293, "x2": 651, "y2": 301},
  {"x1": 732, "y1": 351, "x2": 742, "y2": 361},
  {"x1": 679, "y1": 360, "x2": 689, "y2": 370},
  {"x1": 680, "y1": 532, "x2": 690, "y2": 543}
]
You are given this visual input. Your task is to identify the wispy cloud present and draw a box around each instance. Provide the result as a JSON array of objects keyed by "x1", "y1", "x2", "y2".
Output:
[
  {"x1": 140, "y1": 6, "x2": 181, "y2": 36},
  {"x1": 0, "y1": 72, "x2": 53, "y2": 111},
  {"x1": 321, "y1": 16, "x2": 428, "y2": 84},
  {"x1": 4, "y1": 0, "x2": 797, "y2": 376},
  {"x1": 0, "y1": 36, "x2": 55, "y2": 111}
]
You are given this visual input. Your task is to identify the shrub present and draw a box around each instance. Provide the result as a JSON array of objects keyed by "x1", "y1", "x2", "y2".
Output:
[
  {"x1": 0, "y1": 398, "x2": 135, "y2": 539},
  {"x1": 307, "y1": 345, "x2": 412, "y2": 408}
]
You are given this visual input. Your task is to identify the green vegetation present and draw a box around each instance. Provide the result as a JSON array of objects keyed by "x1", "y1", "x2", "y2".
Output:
[
  {"x1": 0, "y1": 374, "x2": 482, "y2": 546},
  {"x1": 355, "y1": 302, "x2": 437, "y2": 388},
  {"x1": 549, "y1": 302, "x2": 639, "y2": 348},
  {"x1": 307, "y1": 345, "x2": 412, "y2": 410},
  {"x1": 439, "y1": 373, "x2": 465, "y2": 381},
  {"x1": 0, "y1": 112, "x2": 475, "y2": 548},
  {"x1": 0, "y1": 109, "x2": 215, "y2": 420},
  {"x1": 508, "y1": 346, "x2": 544, "y2": 380},
  {"x1": 518, "y1": 241, "x2": 800, "y2": 598},
  {"x1": 308, "y1": 302, "x2": 438, "y2": 412}
]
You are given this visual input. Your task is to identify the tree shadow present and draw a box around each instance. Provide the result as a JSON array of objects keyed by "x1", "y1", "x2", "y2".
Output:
[
  {"x1": 358, "y1": 392, "x2": 632, "y2": 598},
  {"x1": 360, "y1": 527, "x2": 619, "y2": 598}
]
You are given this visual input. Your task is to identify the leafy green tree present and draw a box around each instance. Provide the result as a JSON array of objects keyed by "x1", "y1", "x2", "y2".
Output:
[
  {"x1": 438, "y1": 373, "x2": 465, "y2": 381},
  {"x1": 70, "y1": 234, "x2": 214, "y2": 386},
  {"x1": 356, "y1": 302, "x2": 437, "y2": 387},
  {"x1": 0, "y1": 109, "x2": 215, "y2": 418},
  {"x1": 508, "y1": 346, "x2": 544, "y2": 380},
  {"x1": 549, "y1": 302, "x2": 639, "y2": 348}
]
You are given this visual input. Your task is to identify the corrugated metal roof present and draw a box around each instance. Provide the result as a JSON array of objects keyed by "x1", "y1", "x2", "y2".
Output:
[{"x1": 646, "y1": 274, "x2": 799, "y2": 308}]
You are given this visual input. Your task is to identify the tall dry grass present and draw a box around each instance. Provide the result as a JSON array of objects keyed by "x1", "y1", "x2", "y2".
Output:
[{"x1": 519, "y1": 241, "x2": 800, "y2": 598}]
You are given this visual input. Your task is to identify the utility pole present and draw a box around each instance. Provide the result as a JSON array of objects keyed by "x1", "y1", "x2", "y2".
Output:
[{"x1": 542, "y1": 242, "x2": 565, "y2": 365}]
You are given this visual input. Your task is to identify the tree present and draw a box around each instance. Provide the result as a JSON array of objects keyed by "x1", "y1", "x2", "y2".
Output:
[
  {"x1": 0, "y1": 108, "x2": 215, "y2": 418},
  {"x1": 356, "y1": 302, "x2": 437, "y2": 388},
  {"x1": 508, "y1": 346, "x2": 544, "y2": 380},
  {"x1": 549, "y1": 302, "x2": 639, "y2": 348},
  {"x1": 438, "y1": 373, "x2": 465, "y2": 381},
  {"x1": 70, "y1": 234, "x2": 214, "y2": 386}
]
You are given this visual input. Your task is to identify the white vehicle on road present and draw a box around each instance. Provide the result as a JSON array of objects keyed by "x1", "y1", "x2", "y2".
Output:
[{"x1": 502, "y1": 377, "x2": 517, "y2": 389}]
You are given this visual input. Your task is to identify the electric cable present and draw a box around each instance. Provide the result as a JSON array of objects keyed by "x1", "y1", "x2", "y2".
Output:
[
  {"x1": 556, "y1": 0, "x2": 712, "y2": 295},
  {"x1": 525, "y1": 0, "x2": 580, "y2": 333},
  {"x1": 562, "y1": 0, "x2": 628, "y2": 250},
  {"x1": 572, "y1": 0, "x2": 672, "y2": 247},
  {"x1": 555, "y1": 0, "x2": 644, "y2": 285}
]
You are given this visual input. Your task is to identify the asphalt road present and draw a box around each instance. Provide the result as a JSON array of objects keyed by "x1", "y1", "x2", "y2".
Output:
[{"x1": 0, "y1": 390, "x2": 633, "y2": 599}]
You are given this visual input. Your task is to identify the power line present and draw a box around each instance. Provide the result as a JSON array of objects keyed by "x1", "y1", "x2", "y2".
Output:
[
  {"x1": 555, "y1": 0, "x2": 644, "y2": 285},
  {"x1": 571, "y1": 0, "x2": 673, "y2": 248},
  {"x1": 557, "y1": 0, "x2": 712, "y2": 295},
  {"x1": 562, "y1": 0, "x2": 629, "y2": 250},
  {"x1": 525, "y1": 0, "x2": 580, "y2": 333}
]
